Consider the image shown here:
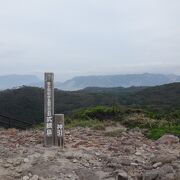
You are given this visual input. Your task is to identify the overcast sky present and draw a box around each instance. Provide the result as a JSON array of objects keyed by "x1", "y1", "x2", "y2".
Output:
[{"x1": 0, "y1": 0, "x2": 179, "y2": 81}]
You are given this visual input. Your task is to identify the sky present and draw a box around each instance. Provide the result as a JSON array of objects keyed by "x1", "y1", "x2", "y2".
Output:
[{"x1": 0, "y1": 0, "x2": 180, "y2": 81}]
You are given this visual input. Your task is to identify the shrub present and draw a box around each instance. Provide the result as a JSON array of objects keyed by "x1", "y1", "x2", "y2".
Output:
[
  {"x1": 122, "y1": 113, "x2": 157, "y2": 128},
  {"x1": 73, "y1": 106, "x2": 123, "y2": 120}
]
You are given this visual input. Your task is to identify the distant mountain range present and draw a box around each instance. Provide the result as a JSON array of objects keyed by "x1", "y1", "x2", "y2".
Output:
[
  {"x1": 0, "y1": 75, "x2": 40, "y2": 90},
  {"x1": 0, "y1": 73, "x2": 180, "y2": 90},
  {"x1": 59, "y1": 73, "x2": 180, "y2": 90}
]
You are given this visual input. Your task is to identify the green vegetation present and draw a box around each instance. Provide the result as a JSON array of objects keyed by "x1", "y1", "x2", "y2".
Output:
[
  {"x1": 73, "y1": 106, "x2": 123, "y2": 120},
  {"x1": 0, "y1": 83, "x2": 180, "y2": 140},
  {"x1": 34, "y1": 122, "x2": 44, "y2": 130},
  {"x1": 73, "y1": 106, "x2": 147, "y2": 121},
  {"x1": 0, "y1": 83, "x2": 180, "y2": 124},
  {"x1": 31, "y1": 105, "x2": 180, "y2": 140},
  {"x1": 145, "y1": 126, "x2": 180, "y2": 140},
  {"x1": 70, "y1": 106, "x2": 180, "y2": 140}
]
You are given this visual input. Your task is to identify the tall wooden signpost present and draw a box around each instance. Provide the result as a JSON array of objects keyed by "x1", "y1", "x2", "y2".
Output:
[{"x1": 44, "y1": 72, "x2": 64, "y2": 148}]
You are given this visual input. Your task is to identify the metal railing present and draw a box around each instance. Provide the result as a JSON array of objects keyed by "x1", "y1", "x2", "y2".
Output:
[{"x1": 0, "y1": 114, "x2": 33, "y2": 129}]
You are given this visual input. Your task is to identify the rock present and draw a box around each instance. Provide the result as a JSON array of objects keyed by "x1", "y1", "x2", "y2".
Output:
[
  {"x1": 7, "y1": 159, "x2": 13, "y2": 164},
  {"x1": 13, "y1": 160, "x2": 21, "y2": 167},
  {"x1": 47, "y1": 155, "x2": 55, "y2": 161},
  {"x1": 66, "y1": 155, "x2": 74, "y2": 160},
  {"x1": 107, "y1": 162, "x2": 122, "y2": 169},
  {"x1": 10, "y1": 166, "x2": 15, "y2": 170},
  {"x1": 31, "y1": 160, "x2": 38, "y2": 166},
  {"x1": 131, "y1": 163, "x2": 139, "y2": 167},
  {"x1": 16, "y1": 144, "x2": 20, "y2": 148},
  {"x1": 73, "y1": 159, "x2": 78, "y2": 163},
  {"x1": 151, "y1": 154, "x2": 177, "y2": 164},
  {"x1": 75, "y1": 169, "x2": 99, "y2": 180},
  {"x1": 142, "y1": 165, "x2": 175, "y2": 180},
  {"x1": 29, "y1": 173, "x2": 33, "y2": 177},
  {"x1": 143, "y1": 169, "x2": 160, "y2": 180},
  {"x1": 160, "y1": 165, "x2": 175, "y2": 175},
  {"x1": 30, "y1": 175, "x2": 39, "y2": 180},
  {"x1": 135, "y1": 151, "x2": 142, "y2": 156},
  {"x1": 116, "y1": 170, "x2": 128, "y2": 180},
  {"x1": 123, "y1": 146, "x2": 135, "y2": 154},
  {"x1": 2, "y1": 163, "x2": 11, "y2": 168},
  {"x1": 175, "y1": 171, "x2": 180, "y2": 180},
  {"x1": 172, "y1": 161, "x2": 180, "y2": 170},
  {"x1": 14, "y1": 173, "x2": 21, "y2": 178},
  {"x1": 16, "y1": 167, "x2": 23, "y2": 173},
  {"x1": 157, "y1": 135, "x2": 179, "y2": 145},
  {"x1": 161, "y1": 173, "x2": 175, "y2": 180},
  {"x1": 39, "y1": 178, "x2": 46, "y2": 180},
  {"x1": 66, "y1": 174, "x2": 72, "y2": 178},
  {"x1": 153, "y1": 162, "x2": 162, "y2": 168},
  {"x1": 119, "y1": 158, "x2": 131, "y2": 166},
  {"x1": 24, "y1": 158, "x2": 30, "y2": 163},
  {"x1": 23, "y1": 176, "x2": 30, "y2": 180},
  {"x1": 23, "y1": 149, "x2": 28, "y2": 154}
]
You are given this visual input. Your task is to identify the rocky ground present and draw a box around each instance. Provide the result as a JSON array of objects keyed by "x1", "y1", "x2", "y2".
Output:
[{"x1": 0, "y1": 126, "x2": 179, "y2": 180}]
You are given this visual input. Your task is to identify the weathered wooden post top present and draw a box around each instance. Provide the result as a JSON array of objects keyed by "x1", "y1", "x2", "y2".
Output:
[{"x1": 44, "y1": 72, "x2": 64, "y2": 147}]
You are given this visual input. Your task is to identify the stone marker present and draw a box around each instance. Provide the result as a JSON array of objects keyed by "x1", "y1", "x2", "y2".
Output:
[
  {"x1": 44, "y1": 73, "x2": 54, "y2": 147},
  {"x1": 54, "y1": 114, "x2": 64, "y2": 148}
]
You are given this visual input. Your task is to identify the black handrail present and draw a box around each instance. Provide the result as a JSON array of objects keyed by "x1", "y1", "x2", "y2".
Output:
[{"x1": 0, "y1": 114, "x2": 33, "y2": 129}]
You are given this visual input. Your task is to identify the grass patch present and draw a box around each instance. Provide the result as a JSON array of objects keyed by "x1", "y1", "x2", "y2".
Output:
[{"x1": 145, "y1": 126, "x2": 180, "y2": 140}]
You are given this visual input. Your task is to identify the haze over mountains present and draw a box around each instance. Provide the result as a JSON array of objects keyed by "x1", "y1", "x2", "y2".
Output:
[
  {"x1": 0, "y1": 73, "x2": 180, "y2": 90},
  {"x1": 0, "y1": 75, "x2": 40, "y2": 90}
]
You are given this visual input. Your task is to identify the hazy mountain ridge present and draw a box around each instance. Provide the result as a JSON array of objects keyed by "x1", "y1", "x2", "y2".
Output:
[
  {"x1": 0, "y1": 73, "x2": 180, "y2": 90},
  {"x1": 60, "y1": 73, "x2": 180, "y2": 90},
  {"x1": 0, "y1": 75, "x2": 40, "y2": 89}
]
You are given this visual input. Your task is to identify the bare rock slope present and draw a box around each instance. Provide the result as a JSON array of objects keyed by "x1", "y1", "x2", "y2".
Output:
[{"x1": 0, "y1": 128, "x2": 179, "y2": 180}]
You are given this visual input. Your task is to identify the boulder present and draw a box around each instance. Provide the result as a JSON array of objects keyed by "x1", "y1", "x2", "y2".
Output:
[
  {"x1": 30, "y1": 175, "x2": 39, "y2": 180},
  {"x1": 116, "y1": 170, "x2": 128, "y2": 180},
  {"x1": 161, "y1": 173, "x2": 175, "y2": 180},
  {"x1": 23, "y1": 176, "x2": 30, "y2": 180},
  {"x1": 156, "y1": 135, "x2": 179, "y2": 145},
  {"x1": 142, "y1": 165, "x2": 175, "y2": 180},
  {"x1": 151, "y1": 154, "x2": 177, "y2": 164}
]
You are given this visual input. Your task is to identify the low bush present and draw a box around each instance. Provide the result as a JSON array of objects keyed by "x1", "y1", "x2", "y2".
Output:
[{"x1": 73, "y1": 106, "x2": 123, "y2": 120}]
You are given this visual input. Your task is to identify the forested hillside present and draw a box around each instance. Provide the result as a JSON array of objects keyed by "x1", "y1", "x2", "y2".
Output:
[{"x1": 0, "y1": 83, "x2": 180, "y2": 124}]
